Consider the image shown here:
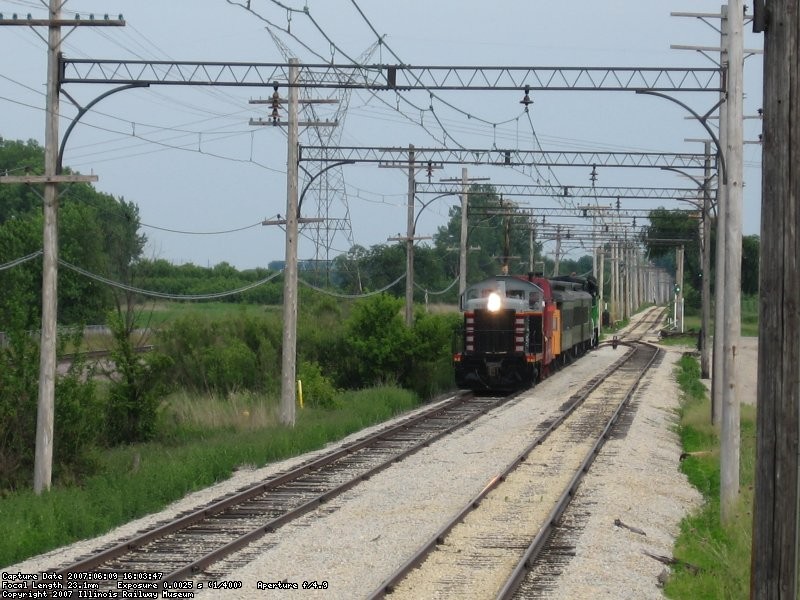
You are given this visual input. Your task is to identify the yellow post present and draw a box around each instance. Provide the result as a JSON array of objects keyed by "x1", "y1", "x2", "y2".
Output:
[{"x1": 297, "y1": 380, "x2": 303, "y2": 409}]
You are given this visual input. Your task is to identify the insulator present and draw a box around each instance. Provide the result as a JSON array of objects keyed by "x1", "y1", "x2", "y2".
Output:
[{"x1": 519, "y1": 85, "x2": 532, "y2": 111}]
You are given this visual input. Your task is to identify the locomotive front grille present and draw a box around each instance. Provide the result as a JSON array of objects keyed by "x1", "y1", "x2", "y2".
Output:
[{"x1": 472, "y1": 308, "x2": 517, "y2": 353}]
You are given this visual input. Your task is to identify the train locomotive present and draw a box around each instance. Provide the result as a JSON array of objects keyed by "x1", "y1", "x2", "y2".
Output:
[{"x1": 453, "y1": 273, "x2": 599, "y2": 391}]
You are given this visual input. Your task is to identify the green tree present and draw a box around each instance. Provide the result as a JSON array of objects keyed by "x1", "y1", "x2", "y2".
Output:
[
  {"x1": 642, "y1": 207, "x2": 702, "y2": 305},
  {"x1": 407, "y1": 310, "x2": 460, "y2": 397},
  {"x1": 0, "y1": 139, "x2": 147, "y2": 326},
  {"x1": 643, "y1": 207, "x2": 760, "y2": 300},
  {"x1": 331, "y1": 245, "x2": 367, "y2": 294},
  {"x1": 741, "y1": 234, "x2": 760, "y2": 295},
  {"x1": 433, "y1": 184, "x2": 535, "y2": 286},
  {"x1": 0, "y1": 138, "x2": 45, "y2": 224},
  {"x1": 340, "y1": 294, "x2": 413, "y2": 387}
]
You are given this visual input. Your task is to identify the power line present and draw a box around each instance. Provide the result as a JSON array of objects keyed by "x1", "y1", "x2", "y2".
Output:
[
  {"x1": 0, "y1": 249, "x2": 42, "y2": 270},
  {"x1": 140, "y1": 221, "x2": 264, "y2": 235},
  {"x1": 59, "y1": 258, "x2": 283, "y2": 300}
]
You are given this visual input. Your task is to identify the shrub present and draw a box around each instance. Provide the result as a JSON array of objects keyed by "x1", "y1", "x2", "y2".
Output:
[
  {"x1": 154, "y1": 313, "x2": 282, "y2": 396},
  {"x1": 0, "y1": 330, "x2": 39, "y2": 490},
  {"x1": 407, "y1": 311, "x2": 460, "y2": 398},
  {"x1": 105, "y1": 311, "x2": 172, "y2": 445},
  {"x1": 202, "y1": 339, "x2": 257, "y2": 394},
  {"x1": 0, "y1": 328, "x2": 101, "y2": 490},
  {"x1": 340, "y1": 294, "x2": 413, "y2": 387},
  {"x1": 298, "y1": 361, "x2": 338, "y2": 409}
]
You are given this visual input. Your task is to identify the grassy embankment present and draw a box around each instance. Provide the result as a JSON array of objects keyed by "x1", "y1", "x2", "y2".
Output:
[
  {"x1": 0, "y1": 386, "x2": 419, "y2": 568},
  {"x1": 664, "y1": 354, "x2": 756, "y2": 598}
]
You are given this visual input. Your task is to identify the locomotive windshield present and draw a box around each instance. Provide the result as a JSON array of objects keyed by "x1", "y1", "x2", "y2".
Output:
[
  {"x1": 528, "y1": 289, "x2": 544, "y2": 309},
  {"x1": 463, "y1": 277, "x2": 545, "y2": 312}
]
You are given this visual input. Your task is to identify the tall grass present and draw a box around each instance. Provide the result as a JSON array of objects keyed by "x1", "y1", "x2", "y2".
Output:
[
  {"x1": 0, "y1": 386, "x2": 419, "y2": 568},
  {"x1": 665, "y1": 354, "x2": 756, "y2": 599},
  {"x1": 139, "y1": 301, "x2": 277, "y2": 328},
  {"x1": 163, "y1": 390, "x2": 279, "y2": 431}
]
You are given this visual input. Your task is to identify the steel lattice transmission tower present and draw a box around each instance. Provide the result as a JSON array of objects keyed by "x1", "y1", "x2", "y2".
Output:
[{"x1": 268, "y1": 30, "x2": 379, "y2": 285}]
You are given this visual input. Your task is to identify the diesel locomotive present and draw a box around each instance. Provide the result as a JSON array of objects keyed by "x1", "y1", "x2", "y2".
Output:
[{"x1": 453, "y1": 273, "x2": 599, "y2": 391}]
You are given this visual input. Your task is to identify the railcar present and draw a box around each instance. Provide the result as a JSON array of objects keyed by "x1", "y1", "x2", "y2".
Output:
[{"x1": 453, "y1": 273, "x2": 598, "y2": 391}]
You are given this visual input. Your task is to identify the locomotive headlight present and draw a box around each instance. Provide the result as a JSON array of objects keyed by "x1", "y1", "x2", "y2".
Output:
[{"x1": 487, "y1": 291, "x2": 502, "y2": 312}]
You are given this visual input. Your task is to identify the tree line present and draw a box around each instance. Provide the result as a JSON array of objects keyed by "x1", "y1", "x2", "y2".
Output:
[{"x1": 0, "y1": 137, "x2": 760, "y2": 327}]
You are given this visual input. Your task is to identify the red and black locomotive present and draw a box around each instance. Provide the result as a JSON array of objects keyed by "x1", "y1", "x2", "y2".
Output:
[{"x1": 453, "y1": 273, "x2": 599, "y2": 391}]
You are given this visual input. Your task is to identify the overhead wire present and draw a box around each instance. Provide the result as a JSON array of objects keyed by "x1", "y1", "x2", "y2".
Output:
[
  {"x1": 140, "y1": 221, "x2": 264, "y2": 235},
  {"x1": 59, "y1": 258, "x2": 284, "y2": 301},
  {"x1": 225, "y1": 0, "x2": 448, "y2": 145},
  {"x1": 0, "y1": 62, "x2": 283, "y2": 174},
  {"x1": 0, "y1": 247, "x2": 411, "y2": 302},
  {"x1": 0, "y1": 250, "x2": 42, "y2": 270},
  {"x1": 229, "y1": 0, "x2": 472, "y2": 147},
  {"x1": 298, "y1": 272, "x2": 405, "y2": 299},
  {"x1": 2, "y1": 2, "x2": 744, "y2": 271},
  {"x1": 347, "y1": 0, "x2": 522, "y2": 129}
]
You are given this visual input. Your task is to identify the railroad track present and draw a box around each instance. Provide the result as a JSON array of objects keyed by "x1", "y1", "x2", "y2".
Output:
[
  {"x1": 619, "y1": 305, "x2": 665, "y2": 341},
  {"x1": 368, "y1": 341, "x2": 661, "y2": 599},
  {"x1": 42, "y1": 390, "x2": 519, "y2": 595}
]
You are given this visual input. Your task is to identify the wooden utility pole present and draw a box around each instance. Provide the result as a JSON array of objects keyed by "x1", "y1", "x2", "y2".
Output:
[
  {"x1": 680, "y1": 4, "x2": 730, "y2": 426},
  {"x1": 281, "y1": 58, "x2": 300, "y2": 427},
  {"x1": 404, "y1": 145, "x2": 415, "y2": 326},
  {"x1": 250, "y1": 61, "x2": 336, "y2": 427},
  {"x1": 676, "y1": 245, "x2": 685, "y2": 332},
  {"x1": 0, "y1": 5, "x2": 120, "y2": 493},
  {"x1": 439, "y1": 169, "x2": 483, "y2": 306},
  {"x1": 636, "y1": 249, "x2": 641, "y2": 312},
  {"x1": 528, "y1": 216, "x2": 536, "y2": 273},
  {"x1": 610, "y1": 240, "x2": 618, "y2": 323},
  {"x1": 37, "y1": 0, "x2": 61, "y2": 495},
  {"x1": 386, "y1": 146, "x2": 437, "y2": 325},
  {"x1": 625, "y1": 244, "x2": 632, "y2": 319},
  {"x1": 553, "y1": 225, "x2": 562, "y2": 276},
  {"x1": 459, "y1": 167, "x2": 469, "y2": 301},
  {"x1": 598, "y1": 248, "x2": 605, "y2": 327},
  {"x1": 700, "y1": 142, "x2": 713, "y2": 379},
  {"x1": 750, "y1": 0, "x2": 800, "y2": 595},
  {"x1": 720, "y1": 0, "x2": 744, "y2": 523}
]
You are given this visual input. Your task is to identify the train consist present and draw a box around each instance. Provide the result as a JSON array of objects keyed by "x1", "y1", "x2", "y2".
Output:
[{"x1": 453, "y1": 273, "x2": 599, "y2": 391}]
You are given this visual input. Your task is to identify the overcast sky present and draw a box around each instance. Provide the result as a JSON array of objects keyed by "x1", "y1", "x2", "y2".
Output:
[{"x1": 0, "y1": 1, "x2": 764, "y2": 271}]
